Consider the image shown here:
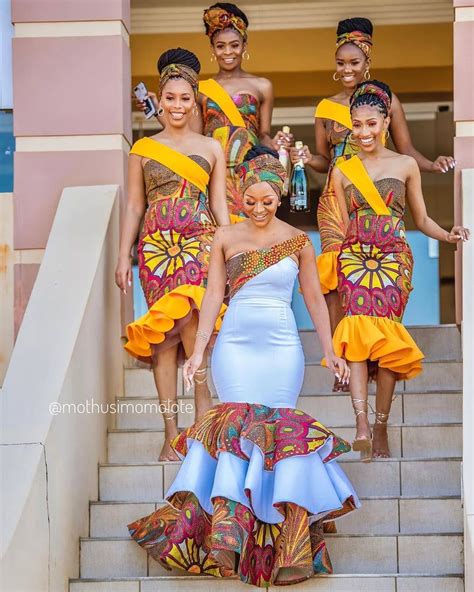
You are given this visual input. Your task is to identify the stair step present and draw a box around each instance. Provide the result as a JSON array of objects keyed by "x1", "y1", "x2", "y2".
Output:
[
  {"x1": 107, "y1": 423, "x2": 462, "y2": 463},
  {"x1": 98, "y1": 458, "x2": 461, "y2": 502},
  {"x1": 89, "y1": 497, "x2": 462, "y2": 538},
  {"x1": 123, "y1": 361, "x2": 462, "y2": 399},
  {"x1": 70, "y1": 574, "x2": 465, "y2": 592},
  {"x1": 79, "y1": 534, "x2": 463, "y2": 578}
]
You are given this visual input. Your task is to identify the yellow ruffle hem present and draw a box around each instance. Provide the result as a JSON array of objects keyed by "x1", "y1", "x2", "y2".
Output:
[
  {"x1": 125, "y1": 285, "x2": 226, "y2": 362},
  {"x1": 327, "y1": 315, "x2": 424, "y2": 380},
  {"x1": 317, "y1": 251, "x2": 339, "y2": 295}
]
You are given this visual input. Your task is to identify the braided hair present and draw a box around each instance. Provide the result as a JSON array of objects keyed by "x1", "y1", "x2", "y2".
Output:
[
  {"x1": 350, "y1": 80, "x2": 392, "y2": 117},
  {"x1": 157, "y1": 47, "x2": 201, "y2": 75},
  {"x1": 244, "y1": 145, "x2": 279, "y2": 162},
  {"x1": 337, "y1": 17, "x2": 373, "y2": 38}
]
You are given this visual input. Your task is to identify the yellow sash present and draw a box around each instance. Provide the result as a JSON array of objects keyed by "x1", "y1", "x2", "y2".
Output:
[
  {"x1": 314, "y1": 99, "x2": 352, "y2": 130},
  {"x1": 130, "y1": 137, "x2": 209, "y2": 194},
  {"x1": 337, "y1": 156, "x2": 391, "y2": 215},
  {"x1": 199, "y1": 79, "x2": 246, "y2": 128}
]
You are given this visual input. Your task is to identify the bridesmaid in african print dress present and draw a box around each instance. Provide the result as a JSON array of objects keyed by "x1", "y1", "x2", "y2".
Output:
[
  {"x1": 115, "y1": 49, "x2": 229, "y2": 462},
  {"x1": 291, "y1": 17, "x2": 455, "y2": 379},
  {"x1": 332, "y1": 80, "x2": 468, "y2": 461}
]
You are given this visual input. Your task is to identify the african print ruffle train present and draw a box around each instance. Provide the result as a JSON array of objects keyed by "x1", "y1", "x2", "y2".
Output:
[{"x1": 128, "y1": 402, "x2": 359, "y2": 587}]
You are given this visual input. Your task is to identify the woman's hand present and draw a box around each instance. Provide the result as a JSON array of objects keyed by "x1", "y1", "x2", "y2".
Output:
[
  {"x1": 431, "y1": 156, "x2": 456, "y2": 174},
  {"x1": 325, "y1": 353, "x2": 350, "y2": 386},
  {"x1": 289, "y1": 144, "x2": 311, "y2": 165},
  {"x1": 115, "y1": 255, "x2": 132, "y2": 294},
  {"x1": 272, "y1": 129, "x2": 294, "y2": 151},
  {"x1": 133, "y1": 90, "x2": 158, "y2": 113},
  {"x1": 183, "y1": 352, "x2": 204, "y2": 391},
  {"x1": 447, "y1": 226, "x2": 470, "y2": 243}
]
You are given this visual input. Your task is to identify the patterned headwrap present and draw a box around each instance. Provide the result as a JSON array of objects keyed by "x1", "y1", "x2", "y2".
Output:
[
  {"x1": 237, "y1": 153, "x2": 286, "y2": 196},
  {"x1": 336, "y1": 30, "x2": 372, "y2": 58},
  {"x1": 158, "y1": 63, "x2": 199, "y2": 99},
  {"x1": 351, "y1": 82, "x2": 391, "y2": 115},
  {"x1": 203, "y1": 7, "x2": 247, "y2": 40}
]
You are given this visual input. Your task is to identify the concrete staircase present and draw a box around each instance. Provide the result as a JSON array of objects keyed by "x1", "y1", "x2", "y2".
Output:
[{"x1": 69, "y1": 325, "x2": 464, "y2": 592}]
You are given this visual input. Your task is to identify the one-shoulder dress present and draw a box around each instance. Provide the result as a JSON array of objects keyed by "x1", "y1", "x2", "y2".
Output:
[
  {"x1": 124, "y1": 137, "x2": 225, "y2": 363},
  {"x1": 202, "y1": 85, "x2": 259, "y2": 222},
  {"x1": 333, "y1": 175, "x2": 424, "y2": 379},
  {"x1": 128, "y1": 233, "x2": 360, "y2": 587},
  {"x1": 316, "y1": 100, "x2": 359, "y2": 294}
]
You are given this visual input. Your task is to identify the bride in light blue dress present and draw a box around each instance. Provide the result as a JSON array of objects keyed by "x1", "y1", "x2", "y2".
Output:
[{"x1": 128, "y1": 146, "x2": 360, "y2": 587}]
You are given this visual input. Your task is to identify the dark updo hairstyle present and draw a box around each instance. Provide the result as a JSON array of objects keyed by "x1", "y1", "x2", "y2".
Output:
[
  {"x1": 204, "y1": 3, "x2": 249, "y2": 39},
  {"x1": 244, "y1": 144, "x2": 279, "y2": 162},
  {"x1": 157, "y1": 47, "x2": 201, "y2": 75},
  {"x1": 350, "y1": 80, "x2": 392, "y2": 117},
  {"x1": 337, "y1": 17, "x2": 373, "y2": 38}
]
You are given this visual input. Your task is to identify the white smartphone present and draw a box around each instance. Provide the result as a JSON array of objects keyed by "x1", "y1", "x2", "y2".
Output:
[{"x1": 133, "y1": 82, "x2": 157, "y2": 120}]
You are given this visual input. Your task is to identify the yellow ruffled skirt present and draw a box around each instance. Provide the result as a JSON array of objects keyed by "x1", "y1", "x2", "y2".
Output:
[
  {"x1": 331, "y1": 315, "x2": 423, "y2": 380},
  {"x1": 125, "y1": 285, "x2": 226, "y2": 363},
  {"x1": 317, "y1": 251, "x2": 339, "y2": 295}
]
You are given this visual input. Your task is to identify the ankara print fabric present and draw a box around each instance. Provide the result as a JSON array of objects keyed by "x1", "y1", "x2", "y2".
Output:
[{"x1": 138, "y1": 156, "x2": 216, "y2": 308}]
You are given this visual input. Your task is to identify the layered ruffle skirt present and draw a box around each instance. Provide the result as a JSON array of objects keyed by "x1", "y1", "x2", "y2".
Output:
[{"x1": 128, "y1": 402, "x2": 359, "y2": 587}]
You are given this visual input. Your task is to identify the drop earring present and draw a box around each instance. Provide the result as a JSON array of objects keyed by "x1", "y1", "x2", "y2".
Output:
[
  {"x1": 210, "y1": 53, "x2": 216, "y2": 62},
  {"x1": 243, "y1": 50, "x2": 250, "y2": 60},
  {"x1": 157, "y1": 106, "x2": 164, "y2": 116},
  {"x1": 364, "y1": 69, "x2": 371, "y2": 80}
]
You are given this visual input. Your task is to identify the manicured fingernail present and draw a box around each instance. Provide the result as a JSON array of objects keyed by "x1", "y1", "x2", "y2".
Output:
[
  {"x1": 128, "y1": 280, "x2": 132, "y2": 286},
  {"x1": 335, "y1": 373, "x2": 340, "y2": 379}
]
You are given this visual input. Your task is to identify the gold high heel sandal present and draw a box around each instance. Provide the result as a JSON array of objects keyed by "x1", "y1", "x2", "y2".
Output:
[{"x1": 351, "y1": 398, "x2": 373, "y2": 462}]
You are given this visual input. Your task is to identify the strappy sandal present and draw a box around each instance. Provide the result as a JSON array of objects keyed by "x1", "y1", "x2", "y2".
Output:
[
  {"x1": 372, "y1": 411, "x2": 391, "y2": 459},
  {"x1": 193, "y1": 367, "x2": 208, "y2": 385},
  {"x1": 351, "y1": 398, "x2": 373, "y2": 462}
]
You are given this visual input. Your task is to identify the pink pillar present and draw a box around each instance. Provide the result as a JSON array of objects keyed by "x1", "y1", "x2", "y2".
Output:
[
  {"x1": 11, "y1": 0, "x2": 132, "y2": 333},
  {"x1": 453, "y1": 0, "x2": 474, "y2": 324}
]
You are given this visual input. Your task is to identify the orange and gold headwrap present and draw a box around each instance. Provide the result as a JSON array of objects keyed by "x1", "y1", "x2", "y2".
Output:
[
  {"x1": 203, "y1": 7, "x2": 247, "y2": 40},
  {"x1": 336, "y1": 30, "x2": 372, "y2": 58},
  {"x1": 237, "y1": 153, "x2": 286, "y2": 196},
  {"x1": 158, "y1": 63, "x2": 199, "y2": 99}
]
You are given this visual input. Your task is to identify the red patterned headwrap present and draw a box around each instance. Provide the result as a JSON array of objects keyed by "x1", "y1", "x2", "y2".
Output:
[
  {"x1": 336, "y1": 30, "x2": 372, "y2": 58},
  {"x1": 351, "y1": 82, "x2": 391, "y2": 115},
  {"x1": 203, "y1": 7, "x2": 247, "y2": 40}
]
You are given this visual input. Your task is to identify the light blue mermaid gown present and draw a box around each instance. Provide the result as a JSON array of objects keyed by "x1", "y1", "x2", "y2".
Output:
[{"x1": 128, "y1": 233, "x2": 360, "y2": 587}]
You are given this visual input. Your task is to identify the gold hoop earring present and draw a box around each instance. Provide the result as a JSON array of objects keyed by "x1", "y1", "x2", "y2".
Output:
[
  {"x1": 210, "y1": 53, "x2": 216, "y2": 62},
  {"x1": 364, "y1": 69, "x2": 371, "y2": 81},
  {"x1": 349, "y1": 132, "x2": 357, "y2": 143},
  {"x1": 243, "y1": 50, "x2": 250, "y2": 60},
  {"x1": 384, "y1": 129, "x2": 390, "y2": 143},
  {"x1": 157, "y1": 106, "x2": 164, "y2": 117},
  {"x1": 333, "y1": 72, "x2": 340, "y2": 81},
  {"x1": 193, "y1": 105, "x2": 199, "y2": 116}
]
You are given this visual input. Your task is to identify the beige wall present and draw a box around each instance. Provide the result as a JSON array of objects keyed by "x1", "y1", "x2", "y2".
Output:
[{"x1": 0, "y1": 185, "x2": 122, "y2": 592}]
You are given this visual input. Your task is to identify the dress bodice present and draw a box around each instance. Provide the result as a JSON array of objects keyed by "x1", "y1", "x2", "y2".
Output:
[
  {"x1": 225, "y1": 233, "x2": 311, "y2": 300},
  {"x1": 202, "y1": 93, "x2": 260, "y2": 138},
  {"x1": 344, "y1": 178, "x2": 407, "y2": 219},
  {"x1": 142, "y1": 156, "x2": 211, "y2": 204},
  {"x1": 227, "y1": 257, "x2": 298, "y2": 304}
]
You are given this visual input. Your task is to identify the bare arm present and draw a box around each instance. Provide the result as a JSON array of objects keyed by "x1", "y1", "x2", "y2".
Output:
[
  {"x1": 405, "y1": 157, "x2": 469, "y2": 242},
  {"x1": 208, "y1": 142, "x2": 231, "y2": 226},
  {"x1": 389, "y1": 93, "x2": 454, "y2": 174},
  {"x1": 298, "y1": 243, "x2": 350, "y2": 382},
  {"x1": 115, "y1": 155, "x2": 147, "y2": 293},
  {"x1": 183, "y1": 228, "x2": 228, "y2": 387},
  {"x1": 332, "y1": 167, "x2": 350, "y2": 231}
]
